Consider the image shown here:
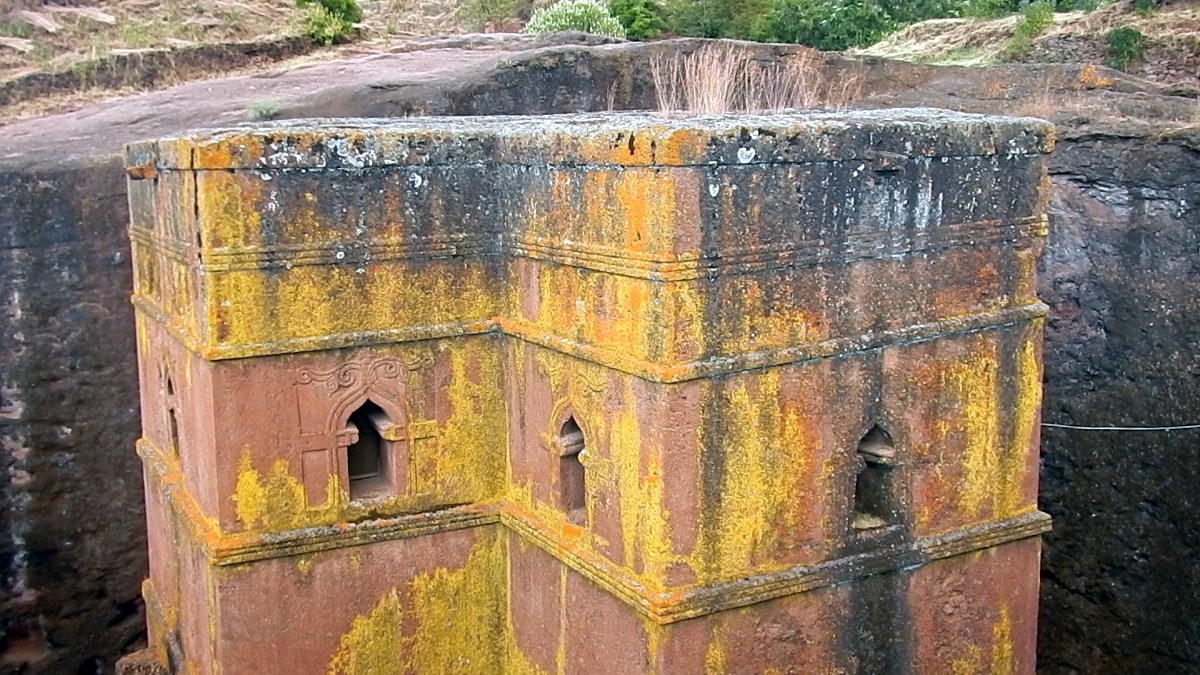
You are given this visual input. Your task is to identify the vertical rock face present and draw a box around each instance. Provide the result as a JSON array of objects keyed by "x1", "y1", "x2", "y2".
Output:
[
  {"x1": 0, "y1": 159, "x2": 146, "y2": 674},
  {"x1": 1037, "y1": 133, "x2": 1200, "y2": 673}
]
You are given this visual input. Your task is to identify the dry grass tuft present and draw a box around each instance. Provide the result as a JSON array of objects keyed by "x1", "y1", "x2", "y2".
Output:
[{"x1": 651, "y1": 43, "x2": 861, "y2": 116}]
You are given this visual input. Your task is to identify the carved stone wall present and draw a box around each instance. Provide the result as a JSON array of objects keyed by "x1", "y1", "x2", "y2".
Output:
[{"x1": 124, "y1": 111, "x2": 1051, "y2": 673}]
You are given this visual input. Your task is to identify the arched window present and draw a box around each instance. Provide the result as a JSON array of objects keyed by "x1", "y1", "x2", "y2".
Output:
[
  {"x1": 852, "y1": 425, "x2": 896, "y2": 531},
  {"x1": 557, "y1": 417, "x2": 586, "y2": 523},
  {"x1": 346, "y1": 401, "x2": 392, "y2": 501}
]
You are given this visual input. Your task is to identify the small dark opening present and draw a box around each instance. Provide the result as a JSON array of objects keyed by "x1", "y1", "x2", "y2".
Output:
[
  {"x1": 558, "y1": 417, "x2": 586, "y2": 523},
  {"x1": 347, "y1": 401, "x2": 390, "y2": 500},
  {"x1": 167, "y1": 408, "x2": 180, "y2": 457},
  {"x1": 853, "y1": 425, "x2": 895, "y2": 531},
  {"x1": 165, "y1": 376, "x2": 174, "y2": 397}
]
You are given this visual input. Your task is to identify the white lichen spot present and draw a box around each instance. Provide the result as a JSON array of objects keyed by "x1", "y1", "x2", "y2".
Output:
[
  {"x1": 708, "y1": 183, "x2": 720, "y2": 197},
  {"x1": 335, "y1": 251, "x2": 346, "y2": 260},
  {"x1": 408, "y1": 173, "x2": 424, "y2": 189},
  {"x1": 737, "y1": 147, "x2": 756, "y2": 164},
  {"x1": 327, "y1": 137, "x2": 377, "y2": 169}
]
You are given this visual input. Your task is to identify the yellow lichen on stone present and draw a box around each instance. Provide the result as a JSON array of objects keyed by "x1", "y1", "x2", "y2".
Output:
[
  {"x1": 408, "y1": 534, "x2": 507, "y2": 674},
  {"x1": 703, "y1": 624, "x2": 727, "y2": 675},
  {"x1": 435, "y1": 342, "x2": 507, "y2": 502},
  {"x1": 946, "y1": 342, "x2": 1002, "y2": 522},
  {"x1": 991, "y1": 604, "x2": 1014, "y2": 675},
  {"x1": 326, "y1": 534, "x2": 506, "y2": 674},
  {"x1": 611, "y1": 387, "x2": 671, "y2": 583},
  {"x1": 694, "y1": 371, "x2": 812, "y2": 581},
  {"x1": 232, "y1": 450, "x2": 306, "y2": 532},
  {"x1": 327, "y1": 589, "x2": 406, "y2": 675}
]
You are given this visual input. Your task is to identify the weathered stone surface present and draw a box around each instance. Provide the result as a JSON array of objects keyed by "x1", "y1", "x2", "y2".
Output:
[
  {"x1": 0, "y1": 37, "x2": 1196, "y2": 673},
  {"x1": 0, "y1": 159, "x2": 145, "y2": 674},
  {"x1": 130, "y1": 110, "x2": 1049, "y2": 673},
  {"x1": 1035, "y1": 132, "x2": 1200, "y2": 674}
]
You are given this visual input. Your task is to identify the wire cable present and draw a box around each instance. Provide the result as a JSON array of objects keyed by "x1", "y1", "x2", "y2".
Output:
[{"x1": 1041, "y1": 422, "x2": 1200, "y2": 431}]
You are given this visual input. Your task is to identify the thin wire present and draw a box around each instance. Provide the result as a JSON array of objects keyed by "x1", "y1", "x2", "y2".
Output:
[{"x1": 1041, "y1": 422, "x2": 1200, "y2": 431}]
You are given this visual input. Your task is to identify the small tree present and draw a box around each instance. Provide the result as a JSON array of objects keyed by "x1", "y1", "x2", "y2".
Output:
[
  {"x1": 754, "y1": 0, "x2": 895, "y2": 51},
  {"x1": 1105, "y1": 26, "x2": 1145, "y2": 71},
  {"x1": 523, "y1": 0, "x2": 627, "y2": 38},
  {"x1": 610, "y1": 0, "x2": 667, "y2": 40},
  {"x1": 295, "y1": 0, "x2": 361, "y2": 44}
]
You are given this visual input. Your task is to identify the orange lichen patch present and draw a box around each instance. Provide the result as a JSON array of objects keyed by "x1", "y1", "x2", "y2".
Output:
[{"x1": 1076, "y1": 64, "x2": 1113, "y2": 90}]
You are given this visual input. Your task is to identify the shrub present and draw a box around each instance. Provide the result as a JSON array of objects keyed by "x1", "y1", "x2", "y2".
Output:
[
  {"x1": 664, "y1": 0, "x2": 766, "y2": 39},
  {"x1": 1002, "y1": 0, "x2": 1054, "y2": 58},
  {"x1": 295, "y1": 0, "x2": 362, "y2": 23},
  {"x1": 1015, "y1": 0, "x2": 1055, "y2": 38},
  {"x1": 754, "y1": 0, "x2": 895, "y2": 51},
  {"x1": 301, "y1": 5, "x2": 355, "y2": 45},
  {"x1": 295, "y1": 0, "x2": 360, "y2": 44},
  {"x1": 523, "y1": 0, "x2": 627, "y2": 37},
  {"x1": 882, "y1": 0, "x2": 963, "y2": 24},
  {"x1": 961, "y1": 0, "x2": 1015, "y2": 18},
  {"x1": 1106, "y1": 26, "x2": 1145, "y2": 70},
  {"x1": 247, "y1": 100, "x2": 283, "y2": 121},
  {"x1": 1133, "y1": 0, "x2": 1158, "y2": 16},
  {"x1": 609, "y1": 0, "x2": 667, "y2": 40}
]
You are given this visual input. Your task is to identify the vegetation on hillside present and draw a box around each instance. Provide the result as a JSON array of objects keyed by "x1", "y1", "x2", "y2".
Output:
[{"x1": 0, "y1": 0, "x2": 1195, "y2": 122}]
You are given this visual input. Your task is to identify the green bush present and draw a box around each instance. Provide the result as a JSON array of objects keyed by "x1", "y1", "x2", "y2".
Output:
[
  {"x1": 1002, "y1": 0, "x2": 1053, "y2": 58},
  {"x1": 754, "y1": 0, "x2": 895, "y2": 50},
  {"x1": 1015, "y1": 0, "x2": 1054, "y2": 38},
  {"x1": 300, "y1": 6, "x2": 353, "y2": 44},
  {"x1": 295, "y1": 0, "x2": 362, "y2": 23},
  {"x1": 609, "y1": 0, "x2": 668, "y2": 39},
  {"x1": 664, "y1": 0, "x2": 766, "y2": 39},
  {"x1": 523, "y1": 0, "x2": 627, "y2": 38},
  {"x1": 961, "y1": 0, "x2": 1015, "y2": 18},
  {"x1": 1106, "y1": 25, "x2": 1145, "y2": 70},
  {"x1": 295, "y1": 0, "x2": 360, "y2": 44},
  {"x1": 882, "y1": 0, "x2": 963, "y2": 24},
  {"x1": 1133, "y1": 0, "x2": 1158, "y2": 15}
]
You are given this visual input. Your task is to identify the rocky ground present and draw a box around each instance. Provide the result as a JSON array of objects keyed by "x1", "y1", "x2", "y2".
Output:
[{"x1": 1, "y1": 13, "x2": 1198, "y2": 675}]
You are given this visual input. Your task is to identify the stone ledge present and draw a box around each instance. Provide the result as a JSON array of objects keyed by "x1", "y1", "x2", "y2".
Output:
[
  {"x1": 131, "y1": 300, "x2": 1047, "y2": 381},
  {"x1": 139, "y1": 436, "x2": 1050, "y2": 625}
]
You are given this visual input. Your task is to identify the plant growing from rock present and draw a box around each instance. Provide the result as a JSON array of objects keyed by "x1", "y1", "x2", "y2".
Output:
[
  {"x1": 1105, "y1": 26, "x2": 1145, "y2": 71},
  {"x1": 247, "y1": 100, "x2": 282, "y2": 120},
  {"x1": 522, "y1": 0, "x2": 627, "y2": 38}
]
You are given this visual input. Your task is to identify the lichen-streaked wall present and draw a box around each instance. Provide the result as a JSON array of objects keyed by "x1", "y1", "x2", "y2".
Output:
[{"x1": 126, "y1": 111, "x2": 1051, "y2": 673}]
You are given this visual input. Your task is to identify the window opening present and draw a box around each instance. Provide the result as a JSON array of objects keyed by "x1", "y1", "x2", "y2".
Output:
[
  {"x1": 346, "y1": 401, "x2": 391, "y2": 500},
  {"x1": 853, "y1": 425, "x2": 896, "y2": 531},
  {"x1": 557, "y1": 417, "x2": 586, "y2": 523},
  {"x1": 166, "y1": 408, "x2": 180, "y2": 457}
]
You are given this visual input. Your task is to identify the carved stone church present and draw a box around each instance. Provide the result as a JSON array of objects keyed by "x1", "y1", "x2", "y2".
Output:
[{"x1": 122, "y1": 110, "x2": 1051, "y2": 673}]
